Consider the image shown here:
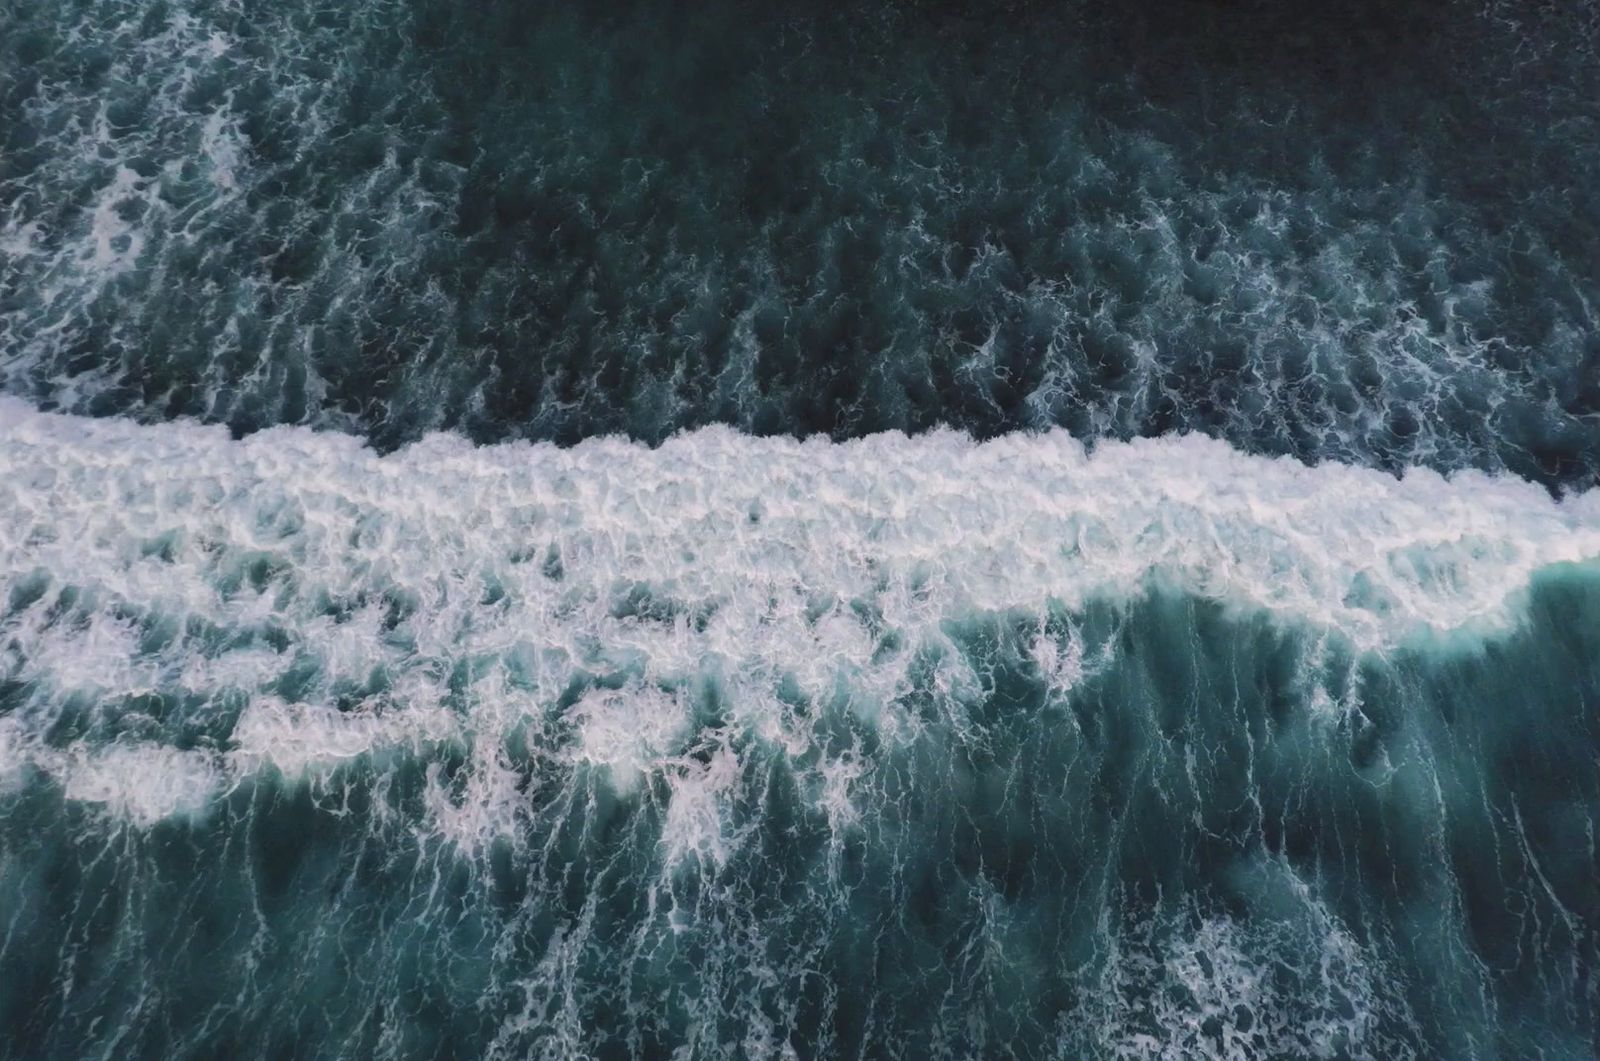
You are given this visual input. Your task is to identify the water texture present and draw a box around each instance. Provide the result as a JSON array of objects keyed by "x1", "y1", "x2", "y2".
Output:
[
  {"x1": 2, "y1": 0, "x2": 1598, "y2": 483},
  {"x1": 2, "y1": 0, "x2": 1600, "y2": 1056},
  {"x1": 0, "y1": 404, "x2": 1598, "y2": 1056}
]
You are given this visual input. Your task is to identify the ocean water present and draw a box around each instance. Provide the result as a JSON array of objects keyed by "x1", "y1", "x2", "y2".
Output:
[
  {"x1": 4, "y1": 0, "x2": 1599, "y2": 483},
  {"x1": 1, "y1": 0, "x2": 1598, "y2": 1057}
]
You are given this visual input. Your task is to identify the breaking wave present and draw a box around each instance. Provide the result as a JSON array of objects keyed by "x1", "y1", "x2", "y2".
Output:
[{"x1": 1, "y1": 404, "x2": 1597, "y2": 1055}]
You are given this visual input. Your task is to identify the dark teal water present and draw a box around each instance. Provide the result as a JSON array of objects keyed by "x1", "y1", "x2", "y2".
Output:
[
  {"x1": 4, "y1": 567, "x2": 1599, "y2": 1058},
  {"x1": 3, "y1": 0, "x2": 1598, "y2": 483},
  {"x1": 0, "y1": 400, "x2": 1596, "y2": 1058},
  {"x1": 2, "y1": 0, "x2": 1600, "y2": 1057}
]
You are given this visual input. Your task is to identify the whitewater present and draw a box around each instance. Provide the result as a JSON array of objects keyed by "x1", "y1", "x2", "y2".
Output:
[
  {"x1": 4, "y1": 399, "x2": 1597, "y2": 818},
  {"x1": 2, "y1": 399, "x2": 1598, "y2": 1056},
  {"x1": 4, "y1": 0, "x2": 1600, "y2": 1054}
]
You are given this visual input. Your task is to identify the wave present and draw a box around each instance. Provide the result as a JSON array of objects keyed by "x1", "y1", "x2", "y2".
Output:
[
  {"x1": 2, "y1": 403, "x2": 1598, "y2": 1054},
  {"x1": 1, "y1": 399, "x2": 1595, "y2": 817},
  {"x1": 6, "y1": 0, "x2": 1600, "y2": 1051}
]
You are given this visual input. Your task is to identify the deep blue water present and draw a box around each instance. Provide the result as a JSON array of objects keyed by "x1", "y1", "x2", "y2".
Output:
[{"x1": 1, "y1": 0, "x2": 1599, "y2": 1056}]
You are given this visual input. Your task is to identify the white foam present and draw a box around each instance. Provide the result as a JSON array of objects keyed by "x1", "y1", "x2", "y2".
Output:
[
  {"x1": 2, "y1": 400, "x2": 1598, "y2": 826},
  {"x1": 228, "y1": 695, "x2": 459, "y2": 781},
  {"x1": 0, "y1": 717, "x2": 25, "y2": 796},
  {"x1": 660, "y1": 744, "x2": 745, "y2": 871},
  {"x1": 52, "y1": 743, "x2": 221, "y2": 827},
  {"x1": 568, "y1": 685, "x2": 692, "y2": 795}
]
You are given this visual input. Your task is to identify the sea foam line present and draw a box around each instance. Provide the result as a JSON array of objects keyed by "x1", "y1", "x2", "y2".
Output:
[{"x1": 0, "y1": 399, "x2": 1597, "y2": 827}]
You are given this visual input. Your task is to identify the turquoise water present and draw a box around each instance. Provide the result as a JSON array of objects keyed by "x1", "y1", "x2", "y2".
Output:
[{"x1": 2, "y1": 0, "x2": 1599, "y2": 1056}]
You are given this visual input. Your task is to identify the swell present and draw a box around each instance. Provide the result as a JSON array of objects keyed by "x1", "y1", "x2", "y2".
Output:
[
  {"x1": 2, "y1": 0, "x2": 1598, "y2": 486},
  {"x1": 1, "y1": 405, "x2": 1598, "y2": 1056}
]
